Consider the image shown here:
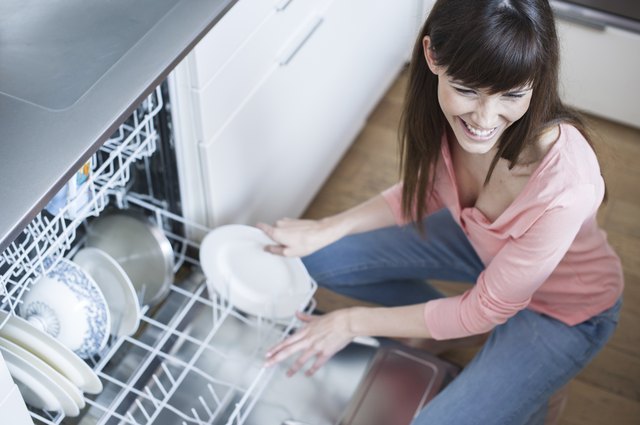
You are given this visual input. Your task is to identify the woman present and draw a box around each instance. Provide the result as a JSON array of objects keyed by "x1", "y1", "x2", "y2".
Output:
[{"x1": 259, "y1": 0, "x2": 624, "y2": 423}]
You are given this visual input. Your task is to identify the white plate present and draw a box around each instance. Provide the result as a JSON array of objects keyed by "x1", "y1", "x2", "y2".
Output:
[
  {"x1": 0, "y1": 310, "x2": 102, "y2": 394},
  {"x1": 199, "y1": 225, "x2": 313, "y2": 319},
  {"x1": 0, "y1": 337, "x2": 84, "y2": 416},
  {"x1": 73, "y1": 248, "x2": 141, "y2": 337}
]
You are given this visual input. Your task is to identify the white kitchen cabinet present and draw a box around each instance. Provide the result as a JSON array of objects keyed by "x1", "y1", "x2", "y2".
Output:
[
  {"x1": 557, "y1": 18, "x2": 640, "y2": 128},
  {"x1": 189, "y1": 0, "x2": 323, "y2": 145},
  {"x1": 171, "y1": 0, "x2": 418, "y2": 228},
  {"x1": 187, "y1": 0, "x2": 275, "y2": 90}
]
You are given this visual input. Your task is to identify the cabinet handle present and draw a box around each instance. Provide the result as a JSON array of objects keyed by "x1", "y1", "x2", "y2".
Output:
[
  {"x1": 278, "y1": 16, "x2": 324, "y2": 66},
  {"x1": 274, "y1": 0, "x2": 294, "y2": 11}
]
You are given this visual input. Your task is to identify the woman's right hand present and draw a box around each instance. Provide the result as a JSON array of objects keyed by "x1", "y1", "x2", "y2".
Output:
[
  {"x1": 257, "y1": 194, "x2": 398, "y2": 257},
  {"x1": 256, "y1": 217, "x2": 343, "y2": 257},
  {"x1": 264, "y1": 309, "x2": 355, "y2": 376}
]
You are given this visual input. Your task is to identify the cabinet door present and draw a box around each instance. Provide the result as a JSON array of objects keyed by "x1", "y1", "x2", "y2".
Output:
[
  {"x1": 557, "y1": 19, "x2": 640, "y2": 128},
  {"x1": 199, "y1": 0, "x2": 415, "y2": 226},
  {"x1": 188, "y1": 0, "x2": 273, "y2": 89},
  {"x1": 189, "y1": 0, "x2": 323, "y2": 144}
]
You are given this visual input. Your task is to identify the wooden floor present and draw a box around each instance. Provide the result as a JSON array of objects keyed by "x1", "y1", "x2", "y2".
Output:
[{"x1": 301, "y1": 70, "x2": 640, "y2": 424}]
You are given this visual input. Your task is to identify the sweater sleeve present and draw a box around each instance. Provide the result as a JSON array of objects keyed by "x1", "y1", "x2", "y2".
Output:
[{"x1": 424, "y1": 184, "x2": 596, "y2": 339}]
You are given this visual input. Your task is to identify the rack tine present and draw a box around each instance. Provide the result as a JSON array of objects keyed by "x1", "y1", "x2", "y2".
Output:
[
  {"x1": 145, "y1": 386, "x2": 161, "y2": 408},
  {"x1": 199, "y1": 395, "x2": 213, "y2": 418},
  {"x1": 127, "y1": 412, "x2": 141, "y2": 425},
  {"x1": 161, "y1": 362, "x2": 177, "y2": 385},
  {"x1": 191, "y1": 408, "x2": 202, "y2": 424},
  {"x1": 152, "y1": 374, "x2": 168, "y2": 397},
  {"x1": 135, "y1": 399, "x2": 151, "y2": 421},
  {"x1": 207, "y1": 383, "x2": 222, "y2": 406}
]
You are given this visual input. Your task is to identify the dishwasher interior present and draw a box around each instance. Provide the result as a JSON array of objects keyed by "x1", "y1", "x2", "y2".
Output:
[
  {"x1": 0, "y1": 82, "x2": 374, "y2": 425},
  {"x1": 0, "y1": 82, "x2": 458, "y2": 425}
]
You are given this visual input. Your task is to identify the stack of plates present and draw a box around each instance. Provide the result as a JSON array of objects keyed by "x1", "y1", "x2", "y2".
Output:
[
  {"x1": 1, "y1": 221, "x2": 153, "y2": 416},
  {"x1": 0, "y1": 310, "x2": 102, "y2": 416}
]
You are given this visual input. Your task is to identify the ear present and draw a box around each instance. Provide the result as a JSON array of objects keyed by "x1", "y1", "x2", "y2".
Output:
[{"x1": 422, "y1": 36, "x2": 440, "y2": 75}]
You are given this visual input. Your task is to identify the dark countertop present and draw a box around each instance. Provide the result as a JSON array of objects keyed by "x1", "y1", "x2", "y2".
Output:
[{"x1": 0, "y1": 0, "x2": 236, "y2": 251}]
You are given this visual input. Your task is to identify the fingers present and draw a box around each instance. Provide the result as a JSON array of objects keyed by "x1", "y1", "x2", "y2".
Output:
[
  {"x1": 264, "y1": 342, "x2": 300, "y2": 367},
  {"x1": 263, "y1": 244, "x2": 287, "y2": 256},
  {"x1": 295, "y1": 311, "x2": 313, "y2": 322},
  {"x1": 256, "y1": 222, "x2": 295, "y2": 256},
  {"x1": 286, "y1": 347, "x2": 317, "y2": 377},
  {"x1": 305, "y1": 353, "x2": 331, "y2": 376},
  {"x1": 257, "y1": 218, "x2": 305, "y2": 233},
  {"x1": 264, "y1": 330, "x2": 307, "y2": 368},
  {"x1": 256, "y1": 222, "x2": 293, "y2": 256},
  {"x1": 256, "y1": 218, "x2": 328, "y2": 258},
  {"x1": 265, "y1": 338, "x2": 328, "y2": 377},
  {"x1": 263, "y1": 314, "x2": 319, "y2": 373},
  {"x1": 256, "y1": 223, "x2": 276, "y2": 241}
]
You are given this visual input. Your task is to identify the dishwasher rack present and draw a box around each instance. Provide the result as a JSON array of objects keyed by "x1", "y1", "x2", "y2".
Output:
[
  {"x1": 0, "y1": 87, "x2": 163, "y2": 325},
  {"x1": 0, "y1": 86, "x2": 315, "y2": 425}
]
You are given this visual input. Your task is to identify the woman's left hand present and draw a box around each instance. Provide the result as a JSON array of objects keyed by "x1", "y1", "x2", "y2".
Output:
[{"x1": 265, "y1": 309, "x2": 355, "y2": 376}]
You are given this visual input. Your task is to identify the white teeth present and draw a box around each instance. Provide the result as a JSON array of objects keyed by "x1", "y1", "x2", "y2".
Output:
[{"x1": 463, "y1": 120, "x2": 496, "y2": 137}]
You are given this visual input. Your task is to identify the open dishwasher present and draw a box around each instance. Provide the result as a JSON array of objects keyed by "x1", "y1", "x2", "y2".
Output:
[{"x1": 0, "y1": 84, "x2": 458, "y2": 425}]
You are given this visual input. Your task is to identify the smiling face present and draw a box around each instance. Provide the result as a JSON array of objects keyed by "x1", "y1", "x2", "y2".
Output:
[
  {"x1": 424, "y1": 37, "x2": 533, "y2": 155},
  {"x1": 437, "y1": 76, "x2": 533, "y2": 155}
]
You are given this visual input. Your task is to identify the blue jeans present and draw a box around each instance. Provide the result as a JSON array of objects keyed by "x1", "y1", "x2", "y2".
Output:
[{"x1": 302, "y1": 209, "x2": 621, "y2": 425}]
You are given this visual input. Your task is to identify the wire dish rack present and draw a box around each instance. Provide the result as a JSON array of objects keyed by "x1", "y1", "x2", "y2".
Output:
[
  {"x1": 0, "y1": 87, "x2": 315, "y2": 425},
  {"x1": 0, "y1": 87, "x2": 162, "y2": 325}
]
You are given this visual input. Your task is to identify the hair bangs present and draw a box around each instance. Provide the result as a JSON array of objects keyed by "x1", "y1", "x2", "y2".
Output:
[{"x1": 442, "y1": 11, "x2": 543, "y2": 93}]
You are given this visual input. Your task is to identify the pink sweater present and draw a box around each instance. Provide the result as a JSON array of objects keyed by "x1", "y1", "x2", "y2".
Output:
[{"x1": 382, "y1": 124, "x2": 623, "y2": 340}]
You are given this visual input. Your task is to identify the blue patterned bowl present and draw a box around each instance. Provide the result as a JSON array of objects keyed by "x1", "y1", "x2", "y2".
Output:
[{"x1": 20, "y1": 258, "x2": 111, "y2": 358}]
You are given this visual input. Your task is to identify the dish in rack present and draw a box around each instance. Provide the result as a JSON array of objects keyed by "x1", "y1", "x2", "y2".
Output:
[
  {"x1": 199, "y1": 224, "x2": 315, "y2": 320},
  {"x1": 19, "y1": 257, "x2": 111, "y2": 359},
  {"x1": 0, "y1": 337, "x2": 84, "y2": 416},
  {"x1": 73, "y1": 247, "x2": 141, "y2": 337},
  {"x1": 85, "y1": 212, "x2": 175, "y2": 308},
  {"x1": 0, "y1": 310, "x2": 101, "y2": 394}
]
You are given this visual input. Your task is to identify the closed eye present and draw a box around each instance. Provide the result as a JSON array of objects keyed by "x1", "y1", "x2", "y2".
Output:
[
  {"x1": 453, "y1": 87, "x2": 477, "y2": 95},
  {"x1": 503, "y1": 92, "x2": 527, "y2": 98}
]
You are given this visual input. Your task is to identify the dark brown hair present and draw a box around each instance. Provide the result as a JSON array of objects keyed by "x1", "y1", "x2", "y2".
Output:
[{"x1": 399, "y1": 0, "x2": 593, "y2": 223}]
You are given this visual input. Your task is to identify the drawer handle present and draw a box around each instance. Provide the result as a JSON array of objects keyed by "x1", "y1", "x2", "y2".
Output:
[
  {"x1": 274, "y1": 0, "x2": 294, "y2": 11},
  {"x1": 278, "y1": 16, "x2": 324, "y2": 66}
]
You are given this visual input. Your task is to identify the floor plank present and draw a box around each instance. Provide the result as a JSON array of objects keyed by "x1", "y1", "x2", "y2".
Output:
[
  {"x1": 560, "y1": 380, "x2": 640, "y2": 425},
  {"x1": 576, "y1": 344, "x2": 640, "y2": 401}
]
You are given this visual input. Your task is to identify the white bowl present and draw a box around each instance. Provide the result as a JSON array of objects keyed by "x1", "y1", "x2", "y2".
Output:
[
  {"x1": 199, "y1": 225, "x2": 315, "y2": 319},
  {"x1": 20, "y1": 258, "x2": 111, "y2": 359}
]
